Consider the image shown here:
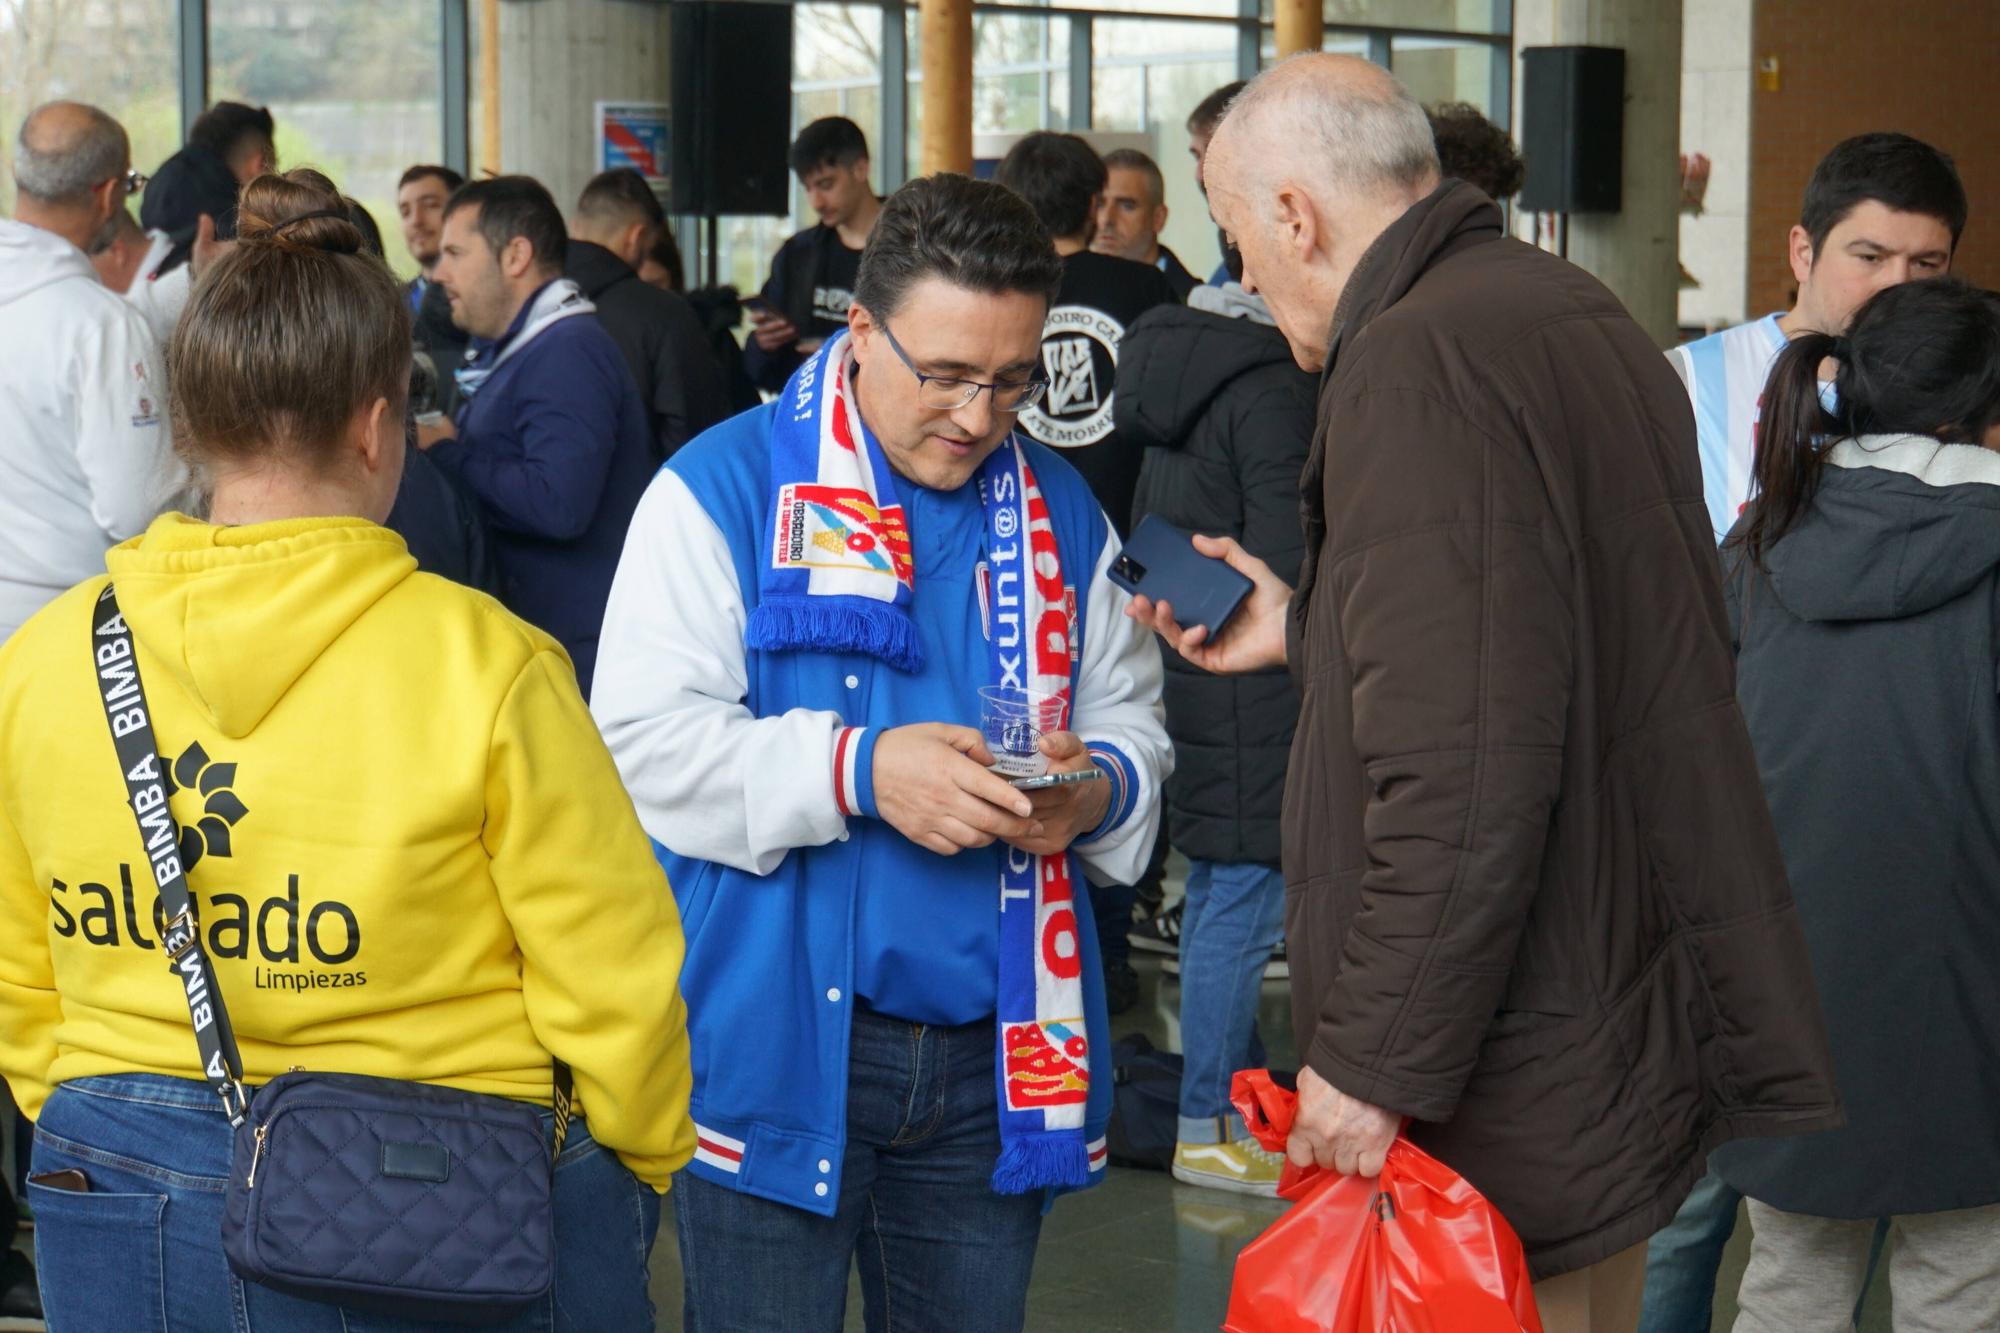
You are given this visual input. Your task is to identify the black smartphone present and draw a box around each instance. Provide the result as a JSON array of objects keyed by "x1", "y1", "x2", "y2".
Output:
[{"x1": 1107, "y1": 515, "x2": 1254, "y2": 636}]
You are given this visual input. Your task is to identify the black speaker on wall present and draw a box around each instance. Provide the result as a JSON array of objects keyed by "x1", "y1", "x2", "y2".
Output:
[
  {"x1": 1518, "y1": 46, "x2": 1625, "y2": 214},
  {"x1": 671, "y1": 2, "x2": 794, "y2": 216}
]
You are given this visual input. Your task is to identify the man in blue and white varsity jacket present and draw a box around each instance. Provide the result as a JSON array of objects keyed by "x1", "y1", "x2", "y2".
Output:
[{"x1": 592, "y1": 174, "x2": 1168, "y2": 1332}]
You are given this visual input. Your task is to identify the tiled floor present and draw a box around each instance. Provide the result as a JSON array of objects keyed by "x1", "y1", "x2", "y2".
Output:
[{"x1": 647, "y1": 950, "x2": 1894, "y2": 1332}]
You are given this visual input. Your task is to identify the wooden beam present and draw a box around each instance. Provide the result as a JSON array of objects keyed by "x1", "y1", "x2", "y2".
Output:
[
  {"x1": 919, "y1": 0, "x2": 972, "y2": 175},
  {"x1": 1274, "y1": 0, "x2": 1320, "y2": 58},
  {"x1": 479, "y1": 0, "x2": 502, "y2": 176}
]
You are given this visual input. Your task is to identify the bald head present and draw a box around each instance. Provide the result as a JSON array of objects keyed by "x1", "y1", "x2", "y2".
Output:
[
  {"x1": 15, "y1": 102, "x2": 129, "y2": 206},
  {"x1": 1202, "y1": 56, "x2": 1441, "y2": 373},
  {"x1": 1208, "y1": 54, "x2": 1439, "y2": 207}
]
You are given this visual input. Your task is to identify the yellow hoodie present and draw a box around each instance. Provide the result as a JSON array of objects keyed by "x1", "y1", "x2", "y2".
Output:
[{"x1": 0, "y1": 515, "x2": 693, "y2": 1190}]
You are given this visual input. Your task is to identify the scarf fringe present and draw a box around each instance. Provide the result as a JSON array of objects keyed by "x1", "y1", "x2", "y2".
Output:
[
  {"x1": 990, "y1": 1134, "x2": 1091, "y2": 1194},
  {"x1": 746, "y1": 597, "x2": 925, "y2": 674}
]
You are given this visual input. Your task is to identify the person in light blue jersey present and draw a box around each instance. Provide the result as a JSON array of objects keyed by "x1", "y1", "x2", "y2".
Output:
[
  {"x1": 1665, "y1": 133, "x2": 1965, "y2": 546},
  {"x1": 1641, "y1": 130, "x2": 1967, "y2": 1333}
]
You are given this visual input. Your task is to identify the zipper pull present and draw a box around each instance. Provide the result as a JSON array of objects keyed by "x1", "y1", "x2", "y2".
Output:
[{"x1": 247, "y1": 1124, "x2": 269, "y2": 1188}]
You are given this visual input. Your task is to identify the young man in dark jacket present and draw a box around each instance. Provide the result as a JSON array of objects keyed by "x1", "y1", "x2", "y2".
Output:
[
  {"x1": 568, "y1": 168, "x2": 729, "y2": 460},
  {"x1": 744, "y1": 117, "x2": 881, "y2": 394},
  {"x1": 1120, "y1": 283, "x2": 1313, "y2": 1194},
  {"x1": 1132, "y1": 56, "x2": 1842, "y2": 1331},
  {"x1": 996, "y1": 132, "x2": 1180, "y2": 540},
  {"x1": 417, "y1": 176, "x2": 654, "y2": 697},
  {"x1": 397, "y1": 164, "x2": 471, "y2": 418}
]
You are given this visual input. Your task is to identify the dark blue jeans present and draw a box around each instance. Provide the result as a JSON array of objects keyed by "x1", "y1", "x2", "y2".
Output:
[
  {"x1": 1639, "y1": 1167, "x2": 1742, "y2": 1332},
  {"x1": 29, "y1": 1073, "x2": 659, "y2": 1332},
  {"x1": 673, "y1": 1007, "x2": 1044, "y2": 1332}
]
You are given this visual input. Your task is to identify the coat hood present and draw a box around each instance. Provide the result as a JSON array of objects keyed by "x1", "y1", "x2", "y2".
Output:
[
  {"x1": 1114, "y1": 303, "x2": 1299, "y2": 451},
  {"x1": 1746, "y1": 435, "x2": 2000, "y2": 624},
  {"x1": 1326, "y1": 180, "x2": 1505, "y2": 373},
  {"x1": 0, "y1": 219, "x2": 96, "y2": 306},
  {"x1": 565, "y1": 239, "x2": 638, "y2": 302},
  {"x1": 104, "y1": 514, "x2": 418, "y2": 738}
]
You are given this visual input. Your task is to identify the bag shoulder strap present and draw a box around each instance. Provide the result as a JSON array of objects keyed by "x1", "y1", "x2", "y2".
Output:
[
  {"x1": 90, "y1": 585, "x2": 573, "y2": 1157},
  {"x1": 91, "y1": 584, "x2": 251, "y2": 1123}
]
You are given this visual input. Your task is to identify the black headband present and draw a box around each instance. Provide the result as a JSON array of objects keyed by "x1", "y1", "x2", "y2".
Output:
[{"x1": 270, "y1": 208, "x2": 351, "y2": 237}]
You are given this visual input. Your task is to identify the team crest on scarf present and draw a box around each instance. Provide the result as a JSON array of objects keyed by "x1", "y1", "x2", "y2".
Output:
[
  {"x1": 749, "y1": 335, "x2": 924, "y2": 671},
  {"x1": 772, "y1": 484, "x2": 914, "y2": 584}
]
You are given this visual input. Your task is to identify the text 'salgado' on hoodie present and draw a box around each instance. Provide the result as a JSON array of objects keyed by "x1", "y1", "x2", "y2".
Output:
[
  {"x1": 0, "y1": 220, "x2": 187, "y2": 642},
  {"x1": 0, "y1": 514, "x2": 695, "y2": 1190}
]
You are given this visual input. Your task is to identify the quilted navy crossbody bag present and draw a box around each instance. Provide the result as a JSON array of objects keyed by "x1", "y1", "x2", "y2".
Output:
[{"x1": 92, "y1": 585, "x2": 570, "y2": 1325}]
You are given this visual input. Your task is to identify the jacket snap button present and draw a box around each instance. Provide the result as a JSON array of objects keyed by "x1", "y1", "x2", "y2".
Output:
[
  {"x1": 844, "y1": 675, "x2": 859, "y2": 689},
  {"x1": 826, "y1": 987, "x2": 842, "y2": 1003},
  {"x1": 818, "y1": 1159, "x2": 831, "y2": 1173},
  {"x1": 815, "y1": 1182, "x2": 829, "y2": 1197}
]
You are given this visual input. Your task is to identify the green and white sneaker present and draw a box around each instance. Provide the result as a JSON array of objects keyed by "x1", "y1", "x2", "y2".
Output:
[{"x1": 1171, "y1": 1137, "x2": 1284, "y2": 1197}]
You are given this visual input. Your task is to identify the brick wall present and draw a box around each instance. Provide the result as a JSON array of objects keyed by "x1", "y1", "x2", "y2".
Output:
[{"x1": 1747, "y1": 0, "x2": 2000, "y2": 316}]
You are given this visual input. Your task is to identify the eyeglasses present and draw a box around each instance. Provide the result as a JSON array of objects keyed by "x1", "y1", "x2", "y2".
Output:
[
  {"x1": 122, "y1": 169, "x2": 148, "y2": 197},
  {"x1": 878, "y1": 320, "x2": 1048, "y2": 413}
]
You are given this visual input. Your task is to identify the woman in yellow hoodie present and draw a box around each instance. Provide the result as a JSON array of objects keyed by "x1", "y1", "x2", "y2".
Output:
[{"x1": 0, "y1": 171, "x2": 694, "y2": 1331}]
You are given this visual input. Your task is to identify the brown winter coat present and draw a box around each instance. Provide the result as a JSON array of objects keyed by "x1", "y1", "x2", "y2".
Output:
[{"x1": 1280, "y1": 182, "x2": 1842, "y2": 1279}]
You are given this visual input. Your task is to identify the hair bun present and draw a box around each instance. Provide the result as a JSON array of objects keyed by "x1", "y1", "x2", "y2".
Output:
[{"x1": 236, "y1": 169, "x2": 364, "y2": 255}]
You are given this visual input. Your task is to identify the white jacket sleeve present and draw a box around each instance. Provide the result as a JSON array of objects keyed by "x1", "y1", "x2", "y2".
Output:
[
  {"x1": 73, "y1": 302, "x2": 186, "y2": 539},
  {"x1": 591, "y1": 469, "x2": 855, "y2": 875},
  {"x1": 1071, "y1": 532, "x2": 1171, "y2": 887}
]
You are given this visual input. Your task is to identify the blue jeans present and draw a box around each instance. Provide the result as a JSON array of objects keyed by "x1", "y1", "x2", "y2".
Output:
[
  {"x1": 1177, "y1": 859, "x2": 1285, "y2": 1142},
  {"x1": 673, "y1": 1006, "x2": 1044, "y2": 1332},
  {"x1": 1640, "y1": 1168, "x2": 1741, "y2": 1332},
  {"x1": 29, "y1": 1073, "x2": 659, "y2": 1332}
]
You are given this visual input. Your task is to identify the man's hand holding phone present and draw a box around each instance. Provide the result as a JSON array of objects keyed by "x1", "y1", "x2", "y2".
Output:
[
  {"x1": 1125, "y1": 533, "x2": 1293, "y2": 676},
  {"x1": 872, "y1": 723, "x2": 1043, "y2": 856},
  {"x1": 747, "y1": 298, "x2": 801, "y2": 352}
]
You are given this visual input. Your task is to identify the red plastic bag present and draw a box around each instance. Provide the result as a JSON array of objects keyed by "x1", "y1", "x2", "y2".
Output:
[{"x1": 1222, "y1": 1070, "x2": 1543, "y2": 1333}]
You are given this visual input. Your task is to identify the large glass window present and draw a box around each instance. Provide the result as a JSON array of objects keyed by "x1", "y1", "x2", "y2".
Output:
[
  {"x1": 1092, "y1": 19, "x2": 1235, "y2": 276},
  {"x1": 0, "y1": 0, "x2": 180, "y2": 217},
  {"x1": 208, "y1": 0, "x2": 444, "y2": 279}
]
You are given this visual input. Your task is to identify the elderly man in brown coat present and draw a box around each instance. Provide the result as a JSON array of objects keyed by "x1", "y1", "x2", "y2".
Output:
[{"x1": 1129, "y1": 55, "x2": 1841, "y2": 1333}]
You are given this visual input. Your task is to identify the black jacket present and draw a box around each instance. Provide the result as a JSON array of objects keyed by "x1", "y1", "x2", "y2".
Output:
[
  {"x1": 565, "y1": 240, "x2": 730, "y2": 461},
  {"x1": 386, "y1": 445, "x2": 494, "y2": 594},
  {"x1": 1712, "y1": 434, "x2": 2000, "y2": 1218},
  {"x1": 1155, "y1": 246, "x2": 1200, "y2": 302},
  {"x1": 139, "y1": 142, "x2": 240, "y2": 275},
  {"x1": 1017, "y1": 250, "x2": 1180, "y2": 537},
  {"x1": 1120, "y1": 304, "x2": 1312, "y2": 867}
]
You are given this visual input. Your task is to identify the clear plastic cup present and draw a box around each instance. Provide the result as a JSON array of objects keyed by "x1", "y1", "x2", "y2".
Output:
[{"x1": 978, "y1": 685, "x2": 1066, "y2": 778}]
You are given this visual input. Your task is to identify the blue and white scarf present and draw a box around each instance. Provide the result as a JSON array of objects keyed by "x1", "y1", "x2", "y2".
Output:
[
  {"x1": 753, "y1": 334, "x2": 1092, "y2": 1191},
  {"x1": 452, "y1": 279, "x2": 595, "y2": 402}
]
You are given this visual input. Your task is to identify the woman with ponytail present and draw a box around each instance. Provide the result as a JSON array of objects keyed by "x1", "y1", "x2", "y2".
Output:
[
  {"x1": 0, "y1": 169, "x2": 693, "y2": 1329},
  {"x1": 1712, "y1": 277, "x2": 2000, "y2": 1330}
]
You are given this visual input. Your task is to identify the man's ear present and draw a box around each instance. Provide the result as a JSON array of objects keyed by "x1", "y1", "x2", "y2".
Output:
[
  {"x1": 1787, "y1": 223, "x2": 1816, "y2": 288},
  {"x1": 847, "y1": 303, "x2": 877, "y2": 361},
  {"x1": 621, "y1": 220, "x2": 650, "y2": 268},
  {"x1": 1153, "y1": 203, "x2": 1170, "y2": 235},
  {"x1": 502, "y1": 235, "x2": 535, "y2": 280},
  {"x1": 1275, "y1": 183, "x2": 1319, "y2": 263}
]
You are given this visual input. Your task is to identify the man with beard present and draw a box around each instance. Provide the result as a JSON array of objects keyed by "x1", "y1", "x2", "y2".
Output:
[{"x1": 397, "y1": 163, "x2": 470, "y2": 417}]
